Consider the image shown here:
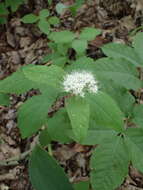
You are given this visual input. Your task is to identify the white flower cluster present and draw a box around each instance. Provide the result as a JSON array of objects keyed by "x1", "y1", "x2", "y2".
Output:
[{"x1": 63, "y1": 70, "x2": 98, "y2": 97}]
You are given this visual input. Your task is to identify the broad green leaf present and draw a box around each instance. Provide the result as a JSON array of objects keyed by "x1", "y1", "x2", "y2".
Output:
[
  {"x1": 101, "y1": 80, "x2": 135, "y2": 115},
  {"x1": 65, "y1": 60, "x2": 95, "y2": 75},
  {"x1": 74, "y1": 181, "x2": 89, "y2": 190},
  {"x1": 94, "y1": 58, "x2": 141, "y2": 90},
  {"x1": 133, "y1": 32, "x2": 143, "y2": 61},
  {"x1": 38, "y1": 19, "x2": 50, "y2": 35},
  {"x1": 0, "y1": 93, "x2": 10, "y2": 106},
  {"x1": 85, "y1": 92, "x2": 124, "y2": 132},
  {"x1": 48, "y1": 108, "x2": 72, "y2": 143},
  {"x1": 0, "y1": 3, "x2": 8, "y2": 15},
  {"x1": 72, "y1": 56, "x2": 94, "y2": 65},
  {"x1": 52, "y1": 57, "x2": 67, "y2": 67},
  {"x1": 125, "y1": 128, "x2": 143, "y2": 172},
  {"x1": 66, "y1": 96, "x2": 90, "y2": 143},
  {"x1": 18, "y1": 90, "x2": 58, "y2": 138},
  {"x1": 49, "y1": 31, "x2": 75, "y2": 44},
  {"x1": 42, "y1": 54, "x2": 53, "y2": 63},
  {"x1": 81, "y1": 129, "x2": 117, "y2": 145},
  {"x1": 48, "y1": 16, "x2": 60, "y2": 25},
  {"x1": 72, "y1": 39, "x2": 87, "y2": 55},
  {"x1": 39, "y1": 128, "x2": 52, "y2": 147},
  {"x1": 0, "y1": 67, "x2": 37, "y2": 94},
  {"x1": 21, "y1": 13, "x2": 39, "y2": 23},
  {"x1": 102, "y1": 43, "x2": 142, "y2": 66},
  {"x1": 90, "y1": 136, "x2": 129, "y2": 190},
  {"x1": 80, "y1": 27, "x2": 101, "y2": 41},
  {"x1": 56, "y1": 3, "x2": 67, "y2": 14},
  {"x1": 39, "y1": 9, "x2": 49, "y2": 18},
  {"x1": 132, "y1": 104, "x2": 143, "y2": 128},
  {"x1": 56, "y1": 44, "x2": 69, "y2": 56},
  {"x1": 66, "y1": 57, "x2": 140, "y2": 91},
  {"x1": 29, "y1": 146, "x2": 74, "y2": 190},
  {"x1": 0, "y1": 17, "x2": 7, "y2": 24},
  {"x1": 23, "y1": 65, "x2": 65, "y2": 89}
]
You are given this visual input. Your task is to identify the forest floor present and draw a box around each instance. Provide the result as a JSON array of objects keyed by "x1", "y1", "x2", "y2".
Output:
[{"x1": 1, "y1": 0, "x2": 143, "y2": 189}]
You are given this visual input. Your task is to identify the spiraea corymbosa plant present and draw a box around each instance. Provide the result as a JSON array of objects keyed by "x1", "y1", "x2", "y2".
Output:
[{"x1": 1, "y1": 31, "x2": 143, "y2": 190}]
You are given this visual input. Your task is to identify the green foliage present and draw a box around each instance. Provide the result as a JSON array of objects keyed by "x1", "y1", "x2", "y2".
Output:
[
  {"x1": 47, "y1": 108, "x2": 72, "y2": 143},
  {"x1": 55, "y1": 3, "x2": 67, "y2": 15},
  {"x1": 66, "y1": 96, "x2": 90, "y2": 142},
  {"x1": 21, "y1": 9, "x2": 60, "y2": 35},
  {"x1": 86, "y1": 92, "x2": 124, "y2": 132},
  {"x1": 0, "y1": 93, "x2": 10, "y2": 106},
  {"x1": 74, "y1": 181, "x2": 89, "y2": 190},
  {"x1": 29, "y1": 146, "x2": 74, "y2": 190},
  {"x1": 18, "y1": 89, "x2": 58, "y2": 138},
  {"x1": 102, "y1": 42, "x2": 143, "y2": 66},
  {"x1": 44, "y1": 28, "x2": 101, "y2": 67},
  {"x1": 0, "y1": 2, "x2": 8, "y2": 24},
  {"x1": 125, "y1": 128, "x2": 143, "y2": 173},
  {"x1": 90, "y1": 136, "x2": 129, "y2": 190},
  {"x1": 39, "y1": 128, "x2": 52, "y2": 147},
  {"x1": 132, "y1": 104, "x2": 143, "y2": 128},
  {"x1": 2, "y1": 28, "x2": 143, "y2": 190},
  {"x1": 0, "y1": 0, "x2": 25, "y2": 24},
  {"x1": 56, "y1": 0, "x2": 85, "y2": 16}
]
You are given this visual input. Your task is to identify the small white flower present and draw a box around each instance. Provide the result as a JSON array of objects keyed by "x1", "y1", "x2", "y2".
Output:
[{"x1": 63, "y1": 70, "x2": 98, "y2": 97}]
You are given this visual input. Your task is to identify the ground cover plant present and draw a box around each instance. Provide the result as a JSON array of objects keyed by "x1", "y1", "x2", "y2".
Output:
[
  {"x1": 1, "y1": 0, "x2": 143, "y2": 190},
  {"x1": 0, "y1": 0, "x2": 26, "y2": 24},
  {"x1": 1, "y1": 22, "x2": 143, "y2": 189}
]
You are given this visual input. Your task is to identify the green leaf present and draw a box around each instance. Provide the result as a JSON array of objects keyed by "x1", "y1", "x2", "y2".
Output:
[
  {"x1": 49, "y1": 30, "x2": 75, "y2": 44},
  {"x1": 0, "y1": 17, "x2": 7, "y2": 24},
  {"x1": 81, "y1": 129, "x2": 117, "y2": 145},
  {"x1": 39, "y1": 9, "x2": 49, "y2": 18},
  {"x1": 0, "y1": 93, "x2": 10, "y2": 106},
  {"x1": 85, "y1": 92, "x2": 124, "y2": 132},
  {"x1": 125, "y1": 128, "x2": 143, "y2": 173},
  {"x1": 21, "y1": 13, "x2": 39, "y2": 23},
  {"x1": 0, "y1": 3, "x2": 9, "y2": 15},
  {"x1": 80, "y1": 27, "x2": 101, "y2": 41},
  {"x1": 48, "y1": 16, "x2": 60, "y2": 25},
  {"x1": 102, "y1": 43, "x2": 142, "y2": 66},
  {"x1": 72, "y1": 39, "x2": 87, "y2": 55},
  {"x1": 47, "y1": 0, "x2": 52, "y2": 5},
  {"x1": 90, "y1": 136, "x2": 129, "y2": 190},
  {"x1": 5, "y1": 0, "x2": 24, "y2": 12},
  {"x1": 102, "y1": 80, "x2": 135, "y2": 115},
  {"x1": 38, "y1": 19, "x2": 50, "y2": 35},
  {"x1": 66, "y1": 96, "x2": 90, "y2": 143},
  {"x1": 72, "y1": 56, "x2": 94, "y2": 65},
  {"x1": 55, "y1": 3, "x2": 67, "y2": 14},
  {"x1": 48, "y1": 108, "x2": 72, "y2": 144},
  {"x1": 133, "y1": 32, "x2": 143, "y2": 61},
  {"x1": 74, "y1": 181, "x2": 89, "y2": 190},
  {"x1": 29, "y1": 146, "x2": 74, "y2": 190},
  {"x1": 94, "y1": 58, "x2": 141, "y2": 90},
  {"x1": 18, "y1": 90, "x2": 58, "y2": 138},
  {"x1": 23, "y1": 65, "x2": 65, "y2": 90},
  {"x1": 132, "y1": 104, "x2": 143, "y2": 128},
  {"x1": 52, "y1": 57, "x2": 67, "y2": 67},
  {"x1": 39, "y1": 128, "x2": 52, "y2": 147},
  {"x1": 0, "y1": 66, "x2": 37, "y2": 94},
  {"x1": 56, "y1": 44, "x2": 69, "y2": 56}
]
